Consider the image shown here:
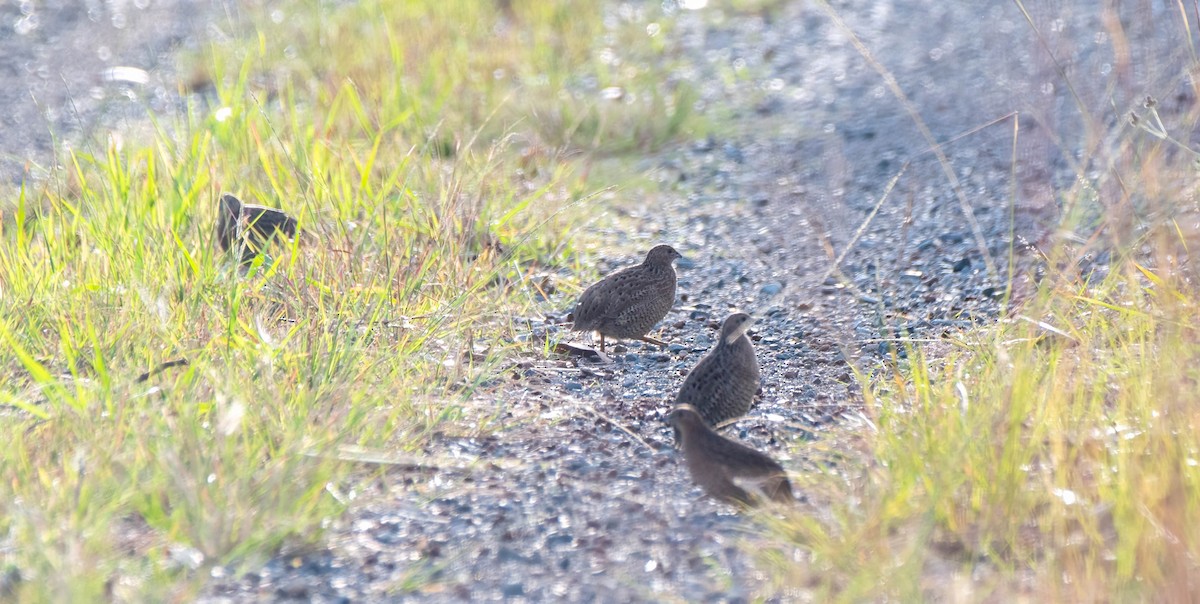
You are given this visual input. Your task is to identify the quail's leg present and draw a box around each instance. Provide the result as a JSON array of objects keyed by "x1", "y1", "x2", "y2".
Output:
[
  {"x1": 598, "y1": 333, "x2": 606, "y2": 353},
  {"x1": 638, "y1": 335, "x2": 667, "y2": 348}
]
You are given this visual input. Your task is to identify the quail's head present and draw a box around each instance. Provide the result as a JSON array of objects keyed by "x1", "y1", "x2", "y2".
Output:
[
  {"x1": 668, "y1": 404, "x2": 701, "y2": 434},
  {"x1": 668, "y1": 403, "x2": 704, "y2": 449},
  {"x1": 720, "y1": 312, "x2": 753, "y2": 344},
  {"x1": 644, "y1": 244, "x2": 683, "y2": 267},
  {"x1": 216, "y1": 194, "x2": 243, "y2": 252}
]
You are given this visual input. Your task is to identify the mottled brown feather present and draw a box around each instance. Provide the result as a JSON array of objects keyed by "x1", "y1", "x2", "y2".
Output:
[
  {"x1": 572, "y1": 245, "x2": 681, "y2": 345},
  {"x1": 216, "y1": 193, "x2": 299, "y2": 264},
  {"x1": 669, "y1": 405, "x2": 794, "y2": 506},
  {"x1": 674, "y1": 313, "x2": 760, "y2": 427}
]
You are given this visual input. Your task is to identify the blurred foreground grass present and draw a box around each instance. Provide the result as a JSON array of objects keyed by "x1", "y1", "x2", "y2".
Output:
[{"x1": 0, "y1": 0, "x2": 691, "y2": 599}]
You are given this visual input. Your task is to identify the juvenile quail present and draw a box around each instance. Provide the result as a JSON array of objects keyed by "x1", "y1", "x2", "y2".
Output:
[
  {"x1": 674, "y1": 312, "x2": 760, "y2": 430},
  {"x1": 669, "y1": 404, "x2": 794, "y2": 506},
  {"x1": 571, "y1": 244, "x2": 682, "y2": 352},
  {"x1": 216, "y1": 193, "x2": 299, "y2": 264}
]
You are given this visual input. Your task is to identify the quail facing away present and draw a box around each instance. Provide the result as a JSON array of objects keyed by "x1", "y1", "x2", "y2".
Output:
[
  {"x1": 669, "y1": 404, "x2": 794, "y2": 506},
  {"x1": 571, "y1": 244, "x2": 683, "y2": 352},
  {"x1": 216, "y1": 193, "x2": 299, "y2": 264},
  {"x1": 674, "y1": 312, "x2": 760, "y2": 431}
]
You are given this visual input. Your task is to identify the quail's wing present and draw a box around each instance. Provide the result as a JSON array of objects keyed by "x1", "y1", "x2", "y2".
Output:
[
  {"x1": 708, "y1": 476, "x2": 757, "y2": 506},
  {"x1": 693, "y1": 429, "x2": 791, "y2": 504},
  {"x1": 704, "y1": 430, "x2": 786, "y2": 477},
  {"x1": 574, "y1": 267, "x2": 656, "y2": 322},
  {"x1": 612, "y1": 276, "x2": 676, "y2": 330},
  {"x1": 681, "y1": 438, "x2": 754, "y2": 506},
  {"x1": 730, "y1": 471, "x2": 795, "y2": 504},
  {"x1": 244, "y1": 206, "x2": 298, "y2": 238},
  {"x1": 675, "y1": 354, "x2": 733, "y2": 409}
]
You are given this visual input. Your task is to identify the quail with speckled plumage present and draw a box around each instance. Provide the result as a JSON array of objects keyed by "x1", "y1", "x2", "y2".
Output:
[
  {"x1": 571, "y1": 244, "x2": 682, "y2": 352},
  {"x1": 669, "y1": 404, "x2": 794, "y2": 506},
  {"x1": 216, "y1": 193, "x2": 299, "y2": 264},
  {"x1": 674, "y1": 312, "x2": 760, "y2": 431}
]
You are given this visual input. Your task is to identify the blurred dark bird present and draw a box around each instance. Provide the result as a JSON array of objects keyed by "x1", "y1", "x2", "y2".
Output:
[
  {"x1": 216, "y1": 193, "x2": 299, "y2": 264},
  {"x1": 571, "y1": 244, "x2": 682, "y2": 352},
  {"x1": 674, "y1": 312, "x2": 760, "y2": 431},
  {"x1": 669, "y1": 404, "x2": 794, "y2": 506}
]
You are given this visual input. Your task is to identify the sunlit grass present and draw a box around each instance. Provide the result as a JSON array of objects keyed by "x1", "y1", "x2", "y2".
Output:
[{"x1": 0, "y1": 0, "x2": 692, "y2": 600}]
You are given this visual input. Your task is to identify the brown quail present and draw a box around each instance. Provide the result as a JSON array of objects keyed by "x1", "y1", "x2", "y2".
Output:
[
  {"x1": 216, "y1": 193, "x2": 299, "y2": 264},
  {"x1": 668, "y1": 404, "x2": 794, "y2": 506},
  {"x1": 674, "y1": 312, "x2": 760, "y2": 431},
  {"x1": 571, "y1": 244, "x2": 682, "y2": 352}
]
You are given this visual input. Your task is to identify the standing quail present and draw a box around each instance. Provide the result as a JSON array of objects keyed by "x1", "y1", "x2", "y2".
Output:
[
  {"x1": 216, "y1": 193, "x2": 299, "y2": 264},
  {"x1": 669, "y1": 404, "x2": 794, "y2": 506},
  {"x1": 571, "y1": 244, "x2": 682, "y2": 352},
  {"x1": 674, "y1": 312, "x2": 760, "y2": 431}
]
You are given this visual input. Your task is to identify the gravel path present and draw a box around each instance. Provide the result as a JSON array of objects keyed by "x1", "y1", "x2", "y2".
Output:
[
  {"x1": 0, "y1": 0, "x2": 219, "y2": 182},
  {"x1": 9, "y1": 0, "x2": 1182, "y2": 601}
]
